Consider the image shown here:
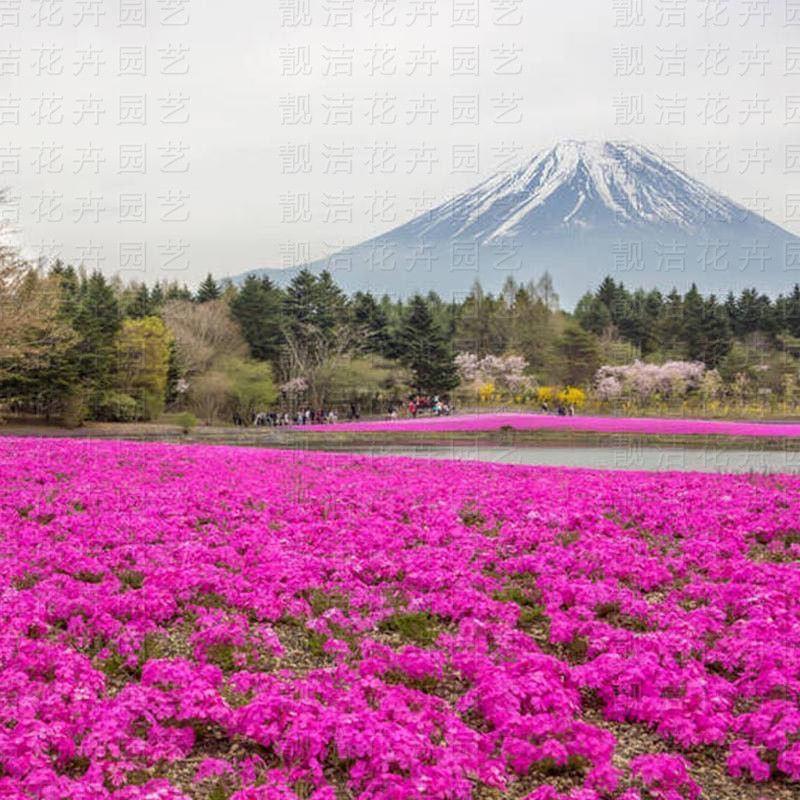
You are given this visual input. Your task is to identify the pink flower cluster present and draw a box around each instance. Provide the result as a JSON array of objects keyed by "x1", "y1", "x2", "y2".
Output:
[
  {"x1": 299, "y1": 412, "x2": 800, "y2": 438},
  {"x1": 0, "y1": 438, "x2": 798, "y2": 800},
  {"x1": 594, "y1": 362, "x2": 708, "y2": 401}
]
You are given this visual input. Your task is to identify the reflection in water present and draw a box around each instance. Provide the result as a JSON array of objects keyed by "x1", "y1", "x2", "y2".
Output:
[{"x1": 344, "y1": 445, "x2": 800, "y2": 473}]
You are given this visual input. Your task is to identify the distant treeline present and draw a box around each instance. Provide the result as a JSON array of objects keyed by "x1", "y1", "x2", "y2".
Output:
[{"x1": 2, "y1": 250, "x2": 800, "y2": 425}]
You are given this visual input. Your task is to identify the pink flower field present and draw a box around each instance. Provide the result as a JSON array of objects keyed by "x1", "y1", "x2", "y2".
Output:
[
  {"x1": 297, "y1": 413, "x2": 800, "y2": 439},
  {"x1": 0, "y1": 438, "x2": 799, "y2": 800}
]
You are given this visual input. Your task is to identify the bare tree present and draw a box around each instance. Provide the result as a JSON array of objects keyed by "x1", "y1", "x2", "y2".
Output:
[
  {"x1": 0, "y1": 247, "x2": 76, "y2": 391},
  {"x1": 281, "y1": 321, "x2": 359, "y2": 407},
  {"x1": 162, "y1": 298, "x2": 248, "y2": 376},
  {"x1": 189, "y1": 370, "x2": 231, "y2": 423}
]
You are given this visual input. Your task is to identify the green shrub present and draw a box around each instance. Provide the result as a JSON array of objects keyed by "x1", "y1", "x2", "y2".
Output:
[
  {"x1": 175, "y1": 411, "x2": 197, "y2": 434},
  {"x1": 94, "y1": 391, "x2": 140, "y2": 422},
  {"x1": 223, "y1": 358, "x2": 278, "y2": 421}
]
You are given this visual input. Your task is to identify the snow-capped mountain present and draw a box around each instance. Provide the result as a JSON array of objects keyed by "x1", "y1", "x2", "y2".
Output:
[
  {"x1": 408, "y1": 140, "x2": 746, "y2": 238},
  {"x1": 238, "y1": 141, "x2": 799, "y2": 304}
]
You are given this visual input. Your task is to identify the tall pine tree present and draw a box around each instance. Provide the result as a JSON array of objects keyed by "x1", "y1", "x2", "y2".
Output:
[
  {"x1": 70, "y1": 271, "x2": 122, "y2": 402},
  {"x1": 229, "y1": 275, "x2": 285, "y2": 364},
  {"x1": 557, "y1": 324, "x2": 600, "y2": 386},
  {"x1": 196, "y1": 273, "x2": 221, "y2": 303},
  {"x1": 700, "y1": 295, "x2": 733, "y2": 368},
  {"x1": 351, "y1": 291, "x2": 392, "y2": 356},
  {"x1": 454, "y1": 281, "x2": 509, "y2": 356},
  {"x1": 682, "y1": 284, "x2": 706, "y2": 361},
  {"x1": 399, "y1": 295, "x2": 459, "y2": 394},
  {"x1": 284, "y1": 269, "x2": 348, "y2": 344}
]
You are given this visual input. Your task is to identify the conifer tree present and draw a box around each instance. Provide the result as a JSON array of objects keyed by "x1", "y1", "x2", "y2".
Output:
[
  {"x1": 196, "y1": 273, "x2": 221, "y2": 303},
  {"x1": 351, "y1": 291, "x2": 392, "y2": 356},
  {"x1": 399, "y1": 295, "x2": 459, "y2": 394},
  {"x1": 229, "y1": 274, "x2": 285, "y2": 363},
  {"x1": 70, "y1": 271, "x2": 122, "y2": 399}
]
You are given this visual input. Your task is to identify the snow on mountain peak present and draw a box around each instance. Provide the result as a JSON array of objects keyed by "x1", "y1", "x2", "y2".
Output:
[
  {"x1": 415, "y1": 140, "x2": 747, "y2": 242},
  {"x1": 237, "y1": 141, "x2": 800, "y2": 302}
]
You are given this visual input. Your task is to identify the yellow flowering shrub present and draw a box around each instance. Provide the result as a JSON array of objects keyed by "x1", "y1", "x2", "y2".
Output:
[
  {"x1": 558, "y1": 387, "x2": 587, "y2": 407},
  {"x1": 536, "y1": 386, "x2": 556, "y2": 403},
  {"x1": 478, "y1": 382, "x2": 496, "y2": 403}
]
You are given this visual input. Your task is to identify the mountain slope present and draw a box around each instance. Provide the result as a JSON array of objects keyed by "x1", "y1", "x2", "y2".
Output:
[
  {"x1": 407, "y1": 141, "x2": 745, "y2": 238},
  {"x1": 237, "y1": 141, "x2": 799, "y2": 304}
]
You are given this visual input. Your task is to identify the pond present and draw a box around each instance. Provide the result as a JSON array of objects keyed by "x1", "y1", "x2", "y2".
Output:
[{"x1": 339, "y1": 444, "x2": 800, "y2": 473}]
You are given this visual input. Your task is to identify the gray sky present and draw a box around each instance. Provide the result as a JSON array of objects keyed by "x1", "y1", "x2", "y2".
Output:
[{"x1": 3, "y1": 0, "x2": 799, "y2": 286}]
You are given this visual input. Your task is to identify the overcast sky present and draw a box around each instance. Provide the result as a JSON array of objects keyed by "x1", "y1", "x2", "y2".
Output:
[{"x1": 4, "y1": 0, "x2": 798, "y2": 285}]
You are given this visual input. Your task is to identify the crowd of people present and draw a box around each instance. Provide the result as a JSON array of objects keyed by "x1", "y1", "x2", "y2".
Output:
[
  {"x1": 402, "y1": 395, "x2": 452, "y2": 419},
  {"x1": 235, "y1": 394, "x2": 584, "y2": 428},
  {"x1": 240, "y1": 397, "x2": 454, "y2": 427},
  {"x1": 383, "y1": 395, "x2": 453, "y2": 420},
  {"x1": 539, "y1": 400, "x2": 577, "y2": 417},
  {"x1": 251, "y1": 403, "x2": 362, "y2": 427}
]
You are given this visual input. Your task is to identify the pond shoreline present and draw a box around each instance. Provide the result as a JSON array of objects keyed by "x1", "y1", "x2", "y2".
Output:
[{"x1": 3, "y1": 420, "x2": 800, "y2": 453}]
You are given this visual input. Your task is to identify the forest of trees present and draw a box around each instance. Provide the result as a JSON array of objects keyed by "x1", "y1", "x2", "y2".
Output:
[{"x1": 3, "y1": 237, "x2": 800, "y2": 426}]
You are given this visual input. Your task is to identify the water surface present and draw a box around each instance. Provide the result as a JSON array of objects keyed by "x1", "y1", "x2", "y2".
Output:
[{"x1": 343, "y1": 444, "x2": 800, "y2": 473}]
